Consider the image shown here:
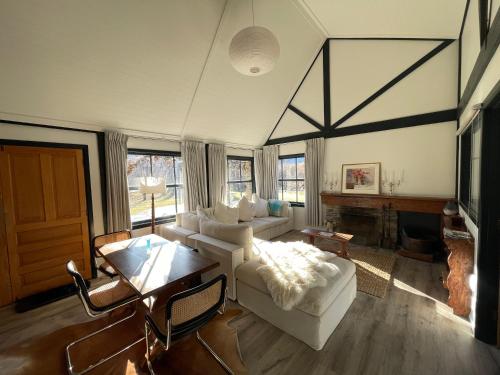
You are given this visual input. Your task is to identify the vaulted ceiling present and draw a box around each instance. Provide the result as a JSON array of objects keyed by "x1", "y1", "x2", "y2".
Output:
[{"x1": 0, "y1": 0, "x2": 467, "y2": 147}]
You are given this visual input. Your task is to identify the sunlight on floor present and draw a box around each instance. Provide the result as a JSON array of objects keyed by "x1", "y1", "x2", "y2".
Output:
[{"x1": 393, "y1": 278, "x2": 472, "y2": 332}]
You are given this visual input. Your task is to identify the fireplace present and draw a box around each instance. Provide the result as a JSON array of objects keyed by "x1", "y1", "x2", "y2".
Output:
[
  {"x1": 325, "y1": 206, "x2": 397, "y2": 247},
  {"x1": 321, "y1": 193, "x2": 450, "y2": 252}
]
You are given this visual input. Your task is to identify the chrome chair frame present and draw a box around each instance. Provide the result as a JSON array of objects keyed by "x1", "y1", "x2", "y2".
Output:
[
  {"x1": 144, "y1": 274, "x2": 232, "y2": 375},
  {"x1": 66, "y1": 261, "x2": 144, "y2": 375}
]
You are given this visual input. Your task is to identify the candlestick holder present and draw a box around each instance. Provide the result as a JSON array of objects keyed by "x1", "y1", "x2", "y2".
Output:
[
  {"x1": 382, "y1": 179, "x2": 401, "y2": 195},
  {"x1": 325, "y1": 178, "x2": 339, "y2": 192}
]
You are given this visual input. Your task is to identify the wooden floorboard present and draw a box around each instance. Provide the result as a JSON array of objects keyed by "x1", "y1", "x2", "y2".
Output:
[
  {"x1": 227, "y1": 253, "x2": 500, "y2": 375},
  {"x1": 0, "y1": 251, "x2": 499, "y2": 374}
]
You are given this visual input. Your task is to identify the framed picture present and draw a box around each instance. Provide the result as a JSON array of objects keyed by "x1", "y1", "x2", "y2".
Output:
[{"x1": 341, "y1": 162, "x2": 381, "y2": 195}]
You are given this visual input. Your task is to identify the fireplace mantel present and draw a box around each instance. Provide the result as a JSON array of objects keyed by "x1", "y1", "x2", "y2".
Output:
[{"x1": 321, "y1": 192, "x2": 452, "y2": 214}]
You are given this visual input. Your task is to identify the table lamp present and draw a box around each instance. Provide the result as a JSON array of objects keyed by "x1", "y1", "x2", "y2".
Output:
[{"x1": 139, "y1": 177, "x2": 166, "y2": 234}]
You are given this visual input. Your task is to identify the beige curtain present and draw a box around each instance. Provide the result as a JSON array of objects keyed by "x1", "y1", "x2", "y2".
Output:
[
  {"x1": 254, "y1": 149, "x2": 264, "y2": 198},
  {"x1": 262, "y1": 145, "x2": 279, "y2": 200},
  {"x1": 208, "y1": 143, "x2": 227, "y2": 207},
  {"x1": 305, "y1": 138, "x2": 325, "y2": 226},
  {"x1": 181, "y1": 140, "x2": 208, "y2": 211},
  {"x1": 105, "y1": 131, "x2": 131, "y2": 232}
]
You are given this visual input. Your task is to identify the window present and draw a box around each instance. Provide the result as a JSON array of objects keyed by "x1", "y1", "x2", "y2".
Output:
[
  {"x1": 227, "y1": 156, "x2": 254, "y2": 206},
  {"x1": 127, "y1": 150, "x2": 184, "y2": 228},
  {"x1": 459, "y1": 114, "x2": 482, "y2": 223},
  {"x1": 278, "y1": 155, "x2": 305, "y2": 206}
]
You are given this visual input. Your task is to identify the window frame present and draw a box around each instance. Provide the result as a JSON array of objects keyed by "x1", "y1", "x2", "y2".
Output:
[
  {"x1": 278, "y1": 154, "x2": 305, "y2": 207},
  {"x1": 226, "y1": 155, "x2": 255, "y2": 205},
  {"x1": 128, "y1": 148, "x2": 182, "y2": 229},
  {"x1": 458, "y1": 113, "x2": 482, "y2": 224}
]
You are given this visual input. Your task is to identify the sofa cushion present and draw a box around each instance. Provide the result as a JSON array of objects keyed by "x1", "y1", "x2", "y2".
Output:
[
  {"x1": 214, "y1": 202, "x2": 239, "y2": 224},
  {"x1": 200, "y1": 218, "x2": 253, "y2": 260},
  {"x1": 247, "y1": 218, "x2": 275, "y2": 234},
  {"x1": 180, "y1": 212, "x2": 200, "y2": 232},
  {"x1": 252, "y1": 194, "x2": 269, "y2": 218},
  {"x1": 238, "y1": 196, "x2": 255, "y2": 222},
  {"x1": 258, "y1": 216, "x2": 290, "y2": 226},
  {"x1": 160, "y1": 224, "x2": 197, "y2": 248},
  {"x1": 235, "y1": 255, "x2": 356, "y2": 317}
]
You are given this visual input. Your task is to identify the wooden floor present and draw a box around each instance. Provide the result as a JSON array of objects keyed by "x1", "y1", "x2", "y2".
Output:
[{"x1": 1, "y1": 252, "x2": 499, "y2": 374}]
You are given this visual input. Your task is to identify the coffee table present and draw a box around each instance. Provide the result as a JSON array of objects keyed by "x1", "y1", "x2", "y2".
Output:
[{"x1": 301, "y1": 228, "x2": 353, "y2": 258}]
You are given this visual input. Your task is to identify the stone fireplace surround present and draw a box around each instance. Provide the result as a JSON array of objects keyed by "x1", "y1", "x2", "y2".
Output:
[
  {"x1": 325, "y1": 206, "x2": 398, "y2": 248},
  {"x1": 320, "y1": 192, "x2": 451, "y2": 250}
]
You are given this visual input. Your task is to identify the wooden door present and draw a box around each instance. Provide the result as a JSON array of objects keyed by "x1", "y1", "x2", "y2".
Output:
[
  {"x1": 0, "y1": 145, "x2": 91, "y2": 299},
  {"x1": 0, "y1": 171, "x2": 13, "y2": 306}
]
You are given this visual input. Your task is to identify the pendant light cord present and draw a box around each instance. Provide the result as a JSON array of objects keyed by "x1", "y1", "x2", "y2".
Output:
[{"x1": 252, "y1": 0, "x2": 255, "y2": 26}]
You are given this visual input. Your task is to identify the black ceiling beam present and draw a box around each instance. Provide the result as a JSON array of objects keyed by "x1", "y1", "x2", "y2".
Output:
[
  {"x1": 288, "y1": 104, "x2": 323, "y2": 131},
  {"x1": 458, "y1": 0, "x2": 471, "y2": 105},
  {"x1": 266, "y1": 42, "x2": 325, "y2": 142},
  {"x1": 331, "y1": 39, "x2": 454, "y2": 129},
  {"x1": 325, "y1": 109, "x2": 457, "y2": 138},
  {"x1": 265, "y1": 130, "x2": 323, "y2": 146},
  {"x1": 323, "y1": 40, "x2": 331, "y2": 129},
  {"x1": 479, "y1": 0, "x2": 489, "y2": 46},
  {"x1": 265, "y1": 109, "x2": 456, "y2": 145},
  {"x1": 328, "y1": 37, "x2": 454, "y2": 42},
  {"x1": 458, "y1": 6, "x2": 500, "y2": 116}
]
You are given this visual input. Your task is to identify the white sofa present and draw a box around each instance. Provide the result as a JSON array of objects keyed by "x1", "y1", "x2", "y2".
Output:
[
  {"x1": 161, "y1": 207, "x2": 356, "y2": 351},
  {"x1": 160, "y1": 206, "x2": 294, "y2": 300},
  {"x1": 236, "y1": 256, "x2": 356, "y2": 350}
]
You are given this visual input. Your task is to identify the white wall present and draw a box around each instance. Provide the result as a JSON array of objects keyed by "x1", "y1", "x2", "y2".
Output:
[
  {"x1": 0, "y1": 122, "x2": 105, "y2": 235},
  {"x1": 325, "y1": 123, "x2": 457, "y2": 197},
  {"x1": 461, "y1": 0, "x2": 481, "y2": 96},
  {"x1": 274, "y1": 39, "x2": 459, "y2": 228}
]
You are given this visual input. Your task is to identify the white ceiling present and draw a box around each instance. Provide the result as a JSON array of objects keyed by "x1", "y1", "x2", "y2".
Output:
[
  {"x1": 301, "y1": 0, "x2": 467, "y2": 38},
  {"x1": 0, "y1": 0, "x2": 467, "y2": 147}
]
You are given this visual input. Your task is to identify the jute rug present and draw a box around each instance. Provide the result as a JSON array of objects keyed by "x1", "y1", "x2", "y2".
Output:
[{"x1": 273, "y1": 231, "x2": 396, "y2": 298}]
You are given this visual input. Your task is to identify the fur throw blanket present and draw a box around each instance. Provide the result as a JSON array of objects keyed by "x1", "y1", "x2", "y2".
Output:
[{"x1": 256, "y1": 241, "x2": 339, "y2": 310}]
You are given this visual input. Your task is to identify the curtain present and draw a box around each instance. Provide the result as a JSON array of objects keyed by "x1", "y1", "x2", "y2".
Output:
[
  {"x1": 105, "y1": 131, "x2": 131, "y2": 232},
  {"x1": 254, "y1": 149, "x2": 264, "y2": 198},
  {"x1": 262, "y1": 145, "x2": 279, "y2": 200},
  {"x1": 208, "y1": 143, "x2": 226, "y2": 207},
  {"x1": 305, "y1": 138, "x2": 325, "y2": 226},
  {"x1": 181, "y1": 140, "x2": 208, "y2": 211}
]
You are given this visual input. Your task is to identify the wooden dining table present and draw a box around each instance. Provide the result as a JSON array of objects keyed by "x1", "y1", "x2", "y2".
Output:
[{"x1": 97, "y1": 234, "x2": 219, "y2": 309}]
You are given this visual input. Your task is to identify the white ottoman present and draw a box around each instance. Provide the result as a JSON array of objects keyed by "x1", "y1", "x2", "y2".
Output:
[{"x1": 235, "y1": 256, "x2": 356, "y2": 350}]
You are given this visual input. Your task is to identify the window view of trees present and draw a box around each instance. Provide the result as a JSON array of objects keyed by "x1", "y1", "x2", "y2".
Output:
[
  {"x1": 127, "y1": 153, "x2": 183, "y2": 226},
  {"x1": 278, "y1": 155, "x2": 305, "y2": 204},
  {"x1": 227, "y1": 158, "x2": 254, "y2": 206}
]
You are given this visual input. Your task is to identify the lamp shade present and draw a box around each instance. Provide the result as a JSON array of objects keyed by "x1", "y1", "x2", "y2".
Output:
[
  {"x1": 229, "y1": 26, "x2": 280, "y2": 76},
  {"x1": 139, "y1": 177, "x2": 166, "y2": 195}
]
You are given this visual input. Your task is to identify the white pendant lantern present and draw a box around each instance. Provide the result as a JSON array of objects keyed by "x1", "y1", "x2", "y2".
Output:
[{"x1": 228, "y1": 1, "x2": 280, "y2": 76}]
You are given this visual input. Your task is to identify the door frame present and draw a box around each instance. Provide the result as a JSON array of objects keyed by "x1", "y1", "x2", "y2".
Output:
[
  {"x1": 475, "y1": 81, "x2": 500, "y2": 345},
  {"x1": 0, "y1": 139, "x2": 97, "y2": 278}
]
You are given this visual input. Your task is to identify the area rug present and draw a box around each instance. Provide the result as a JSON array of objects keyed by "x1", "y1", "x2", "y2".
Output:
[{"x1": 273, "y1": 231, "x2": 396, "y2": 298}]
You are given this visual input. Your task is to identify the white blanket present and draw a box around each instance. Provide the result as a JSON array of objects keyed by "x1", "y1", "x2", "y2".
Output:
[{"x1": 256, "y1": 241, "x2": 339, "y2": 310}]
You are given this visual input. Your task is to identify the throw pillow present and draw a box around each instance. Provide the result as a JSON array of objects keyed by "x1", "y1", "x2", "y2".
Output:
[
  {"x1": 268, "y1": 199, "x2": 290, "y2": 217},
  {"x1": 196, "y1": 205, "x2": 215, "y2": 220},
  {"x1": 180, "y1": 212, "x2": 200, "y2": 232},
  {"x1": 252, "y1": 194, "x2": 269, "y2": 218},
  {"x1": 214, "y1": 202, "x2": 239, "y2": 224},
  {"x1": 238, "y1": 196, "x2": 255, "y2": 222}
]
